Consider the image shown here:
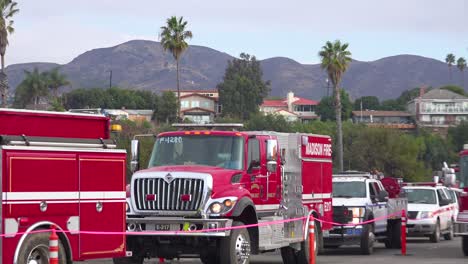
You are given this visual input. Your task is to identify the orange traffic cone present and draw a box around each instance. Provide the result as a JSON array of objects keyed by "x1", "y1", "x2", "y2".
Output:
[{"x1": 49, "y1": 225, "x2": 59, "y2": 264}]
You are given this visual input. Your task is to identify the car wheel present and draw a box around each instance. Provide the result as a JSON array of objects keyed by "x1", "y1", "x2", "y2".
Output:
[
  {"x1": 430, "y1": 220, "x2": 440, "y2": 243},
  {"x1": 462, "y1": 236, "x2": 468, "y2": 256},
  {"x1": 360, "y1": 223, "x2": 375, "y2": 255},
  {"x1": 443, "y1": 220, "x2": 454, "y2": 241}
]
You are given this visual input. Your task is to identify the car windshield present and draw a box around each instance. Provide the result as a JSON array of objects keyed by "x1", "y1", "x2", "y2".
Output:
[
  {"x1": 148, "y1": 135, "x2": 244, "y2": 170},
  {"x1": 333, "y1": 182, "x2": 366, "y2": 198},
  {"x1": 461, "y1": 155, "x2": 468, "y2": 188},
  {"x1": 404, "y1": 189, "x2": 437, "y2": 204}
]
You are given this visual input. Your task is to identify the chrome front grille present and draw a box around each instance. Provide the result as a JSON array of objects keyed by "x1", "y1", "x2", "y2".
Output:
[{"x1": 134, "y1": 178, "x2": 205, "y2": 212}]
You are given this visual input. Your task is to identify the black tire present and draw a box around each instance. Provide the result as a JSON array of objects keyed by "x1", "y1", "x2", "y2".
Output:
[
  {"x1": 112, "y1": 256, "x2": 144, "y2": 264},
  {"x1": 360, "y1": 223, "x2": 375, "y2": 255},
  {"x1": 462, "y1": 236, "x2": 468, "y2": 256},
  {"x1": 296, "y1": 220, "x2": 318, "y2": 264},
  {"x1": 315, "y1": 221, "x2": 324, "y2": 255},
  {"x1": 280, "y1": 246, "x2": 297, "y2": 264},
  {"x1": 219, "y1": 221, "x2": 251, "y2": 264},
  {"x1": 17, "y1": 231, "x2": 67, "y2": 264},
  {"x1": 430, "y1": 220, "x2": 440, "y2": 243},
  {"x1": 443, "y1": 220, "x2": 454, "y2": 241},
  {"x1": 200, "y1": 253, "x2": 219, "y2": 264}
]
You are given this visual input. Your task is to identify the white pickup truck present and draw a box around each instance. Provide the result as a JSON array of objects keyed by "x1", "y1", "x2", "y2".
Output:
[{"x1": 323, "y1": 171, "x2": 407, "y2": 254}]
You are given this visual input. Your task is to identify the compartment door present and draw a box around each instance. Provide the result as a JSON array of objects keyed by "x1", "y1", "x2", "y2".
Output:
[{"x1": 78, "y1": 154, "x2": 126, "y2": 259}]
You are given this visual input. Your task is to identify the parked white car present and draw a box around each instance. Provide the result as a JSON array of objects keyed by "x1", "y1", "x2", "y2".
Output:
[{"x1": 403, "y1": 185, "x2": 455, "y2": 242}]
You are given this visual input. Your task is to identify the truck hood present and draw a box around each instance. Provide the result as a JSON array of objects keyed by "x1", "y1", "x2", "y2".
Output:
[
  {"x1": 407, "y1": 203, "x2": 439, "y2": 212},
  {"x1": 333, "y1": 198, "x2": 370, "y2": 207},
  {"x1": 135, "y1": 165, "x2": 244, "y2": 195}
]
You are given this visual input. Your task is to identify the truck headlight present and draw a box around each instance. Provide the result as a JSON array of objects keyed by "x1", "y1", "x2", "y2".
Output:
[
  {"x1": 418, "y1": 211, "x2": 432, "y2": 219},
  {"x1": 351, "y1": 207, "x2": 365, "y2": 218},
  {"x1": 206, "y1": 197, "x2": 237, "y2": 215}
]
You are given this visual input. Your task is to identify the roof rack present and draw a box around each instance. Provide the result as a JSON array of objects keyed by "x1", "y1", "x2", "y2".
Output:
[{"x1": 172, "y1": 123, "x2": 244, "y2": 131}]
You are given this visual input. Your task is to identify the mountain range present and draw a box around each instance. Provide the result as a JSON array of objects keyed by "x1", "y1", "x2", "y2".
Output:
[{"x1": 5, "y1": 40, "x2": 467, "y2": 100}]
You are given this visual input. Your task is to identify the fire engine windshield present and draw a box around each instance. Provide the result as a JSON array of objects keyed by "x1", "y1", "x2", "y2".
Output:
[
  {"x1": 332, "y1": 182, "x2": 366, "y2": 198},
  {"x1": 148, "y1": 135, "x2": 244, "y2": 170},
  {"x1": 461, "y1": 155, "x2": 468, "y2": 188}
]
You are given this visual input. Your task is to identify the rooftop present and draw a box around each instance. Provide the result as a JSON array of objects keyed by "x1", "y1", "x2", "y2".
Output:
[{"x1": 419, "y1": 88, "x2": 468, "y2": 100}]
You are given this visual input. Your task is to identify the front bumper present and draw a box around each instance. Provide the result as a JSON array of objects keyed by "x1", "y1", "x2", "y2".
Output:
[
  {"x1": 323, "y1": 225, "x2": 363, "y2": 246},
  {"x1": 407, "y1": 218, "x2": 437, "y2": 236},
  {"x1": 126, "y1": 217, "x2": 233, "y2": 237},
  {"x1": 454, "y1": 221, "x2": 468, "y2": 236}
]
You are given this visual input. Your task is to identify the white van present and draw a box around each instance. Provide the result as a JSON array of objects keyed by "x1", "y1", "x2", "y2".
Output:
[{"x1": 403, "y1": 185, "x2": 455, "y2": 242}]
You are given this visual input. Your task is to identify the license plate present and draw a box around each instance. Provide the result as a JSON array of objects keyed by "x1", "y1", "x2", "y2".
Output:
[
  {"x1": 151, "y1": 224, "x2": 179, "y2": 231},
  {"x1": 346, "y1": 228, "x2": 361, "y2": 235}
]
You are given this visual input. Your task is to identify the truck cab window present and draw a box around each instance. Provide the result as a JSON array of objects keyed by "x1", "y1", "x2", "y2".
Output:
[{"x1": 248, "y1": 138, "x2": 260, "y2": 168}]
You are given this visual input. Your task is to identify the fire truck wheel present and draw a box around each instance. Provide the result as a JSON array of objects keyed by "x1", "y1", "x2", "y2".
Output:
[
  {"x1": 280, "y1": 246, "x2": 297, "y2": 264},
  {"x1": 443, "y1": 220, "x2": 454, "y2": 241},
  {"x1": 112, "y1": 256, "x2": 144, "y2": 264},
  {"x1": 462, "y1": 236, "x2": 468, "y2": 256},
  {"x1": 430, "y1": 220, "x2": 440, "y2": 243},
  {"x1": 296, "y1": 220, "x2": 318, "y2": 264},
  {"x1": 17, "y1": 232, "x2": 67, "y2": 264},
  {"x1": 219, "y1": 221, "x2": 251, "y2": 264},
  {"x1": 360, "y1": 223, "x2": 375, "y2": 255}
]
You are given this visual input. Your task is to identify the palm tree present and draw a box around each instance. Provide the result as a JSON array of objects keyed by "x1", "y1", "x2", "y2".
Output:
[
  {"x1": 0, "y1": 0, "x2": 18, "y2": 107},
  {"x1": 319, "y1": 40, "x2": 352, "y2": 171},
  {"x1": 46, "y1": 67, "x2": 70, "y2": 98},
  {"x1": 445, "y1": 53, "x2": 456, "y2": 83},
  {"x1": 15, "y1": 68, "x2": 49, "y2": 108},
  {"x1": 159, "y1": 16, "x2": 192, "y2": 120},
  {"x1": 457, "y1": 57, "x2": 467, "y2": 88}
]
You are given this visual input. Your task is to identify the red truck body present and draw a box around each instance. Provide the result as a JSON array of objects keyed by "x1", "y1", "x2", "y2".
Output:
[
  {"x1": 0, "y1": 109, "x2": 126, "y2": 263},
  {"x1": 455, "y1": 146, "x2": 468, "y2": 256},
  {"x1": 122, "y1": 128, "x2": 333, "y2": 263}
]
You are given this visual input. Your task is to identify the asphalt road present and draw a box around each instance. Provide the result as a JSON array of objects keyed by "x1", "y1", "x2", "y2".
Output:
[{"x1": 88, "y1": 237, "x2": 466, "y2": 264}]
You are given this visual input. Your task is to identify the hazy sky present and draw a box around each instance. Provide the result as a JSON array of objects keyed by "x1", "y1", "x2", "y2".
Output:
[{"x1": 7, "y1": 0, "x2": 468, "y2": 65}]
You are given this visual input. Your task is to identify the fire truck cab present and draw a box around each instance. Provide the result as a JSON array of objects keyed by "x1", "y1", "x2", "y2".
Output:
[
  {"x1": 455, "y1": 144, "x2": 468, "y2": 256},
  {"x1": 119, "y1": 124, "x2": 333, "y2": 264},
  {"x1": 0, "y1": 109, "x2": 127, "y2": 264}
]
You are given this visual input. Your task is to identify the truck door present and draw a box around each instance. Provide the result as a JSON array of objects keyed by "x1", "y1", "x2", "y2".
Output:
[
  {"x1": 259, "y1": 136, "x2": 280, "y2": 205},
  {"x1": 368, "y1": 181, "x2": 387, "y2": 234},
  {"x1": 247, "y1": 137, "x2": 271, "y2": 214},
  {"x1": 78, "y1": 154, "x2": 126, "y2": 260}
]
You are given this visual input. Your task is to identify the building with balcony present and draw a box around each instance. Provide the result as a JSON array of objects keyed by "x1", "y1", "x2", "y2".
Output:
[
  {"x1": 169, "y1": 90, "x2": 220, "y2": 124},
  {"x1": 260, "y1": 92, "x2": 319, "y2": 123},
  {"x1": 407, "y1": 88, "x2": 468, "y2": 128},
  {"x1": 352, "y1": 110, "x2": 415, "y2": 130}
]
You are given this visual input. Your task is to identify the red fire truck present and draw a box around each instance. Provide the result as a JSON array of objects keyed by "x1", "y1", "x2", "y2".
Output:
[
  {"x1": 117, "y1": 124, "x2": 333, "y2": 264},
  {"x1": 455, "y1": 144, "x2": 468, "y2": 256},
  {"x1": 0, "y1": 109, "x2": 127, "y2": 263}
]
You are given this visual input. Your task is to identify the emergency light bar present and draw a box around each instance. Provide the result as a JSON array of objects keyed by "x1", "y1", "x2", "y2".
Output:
[
  {"x1": 333, "y1": 171, "x2": 375, "y2": 179},
  {"x1": 401, "y1": 182, "x2": 439, "y2": 187},
  {"x1": 172, "y1": 123, "x2": 244, "y2": 130}
]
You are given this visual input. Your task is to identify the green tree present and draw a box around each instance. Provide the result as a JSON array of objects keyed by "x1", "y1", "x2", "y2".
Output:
[
  {"x1": 457, "y1": 57, "x2": 466, "y2": 88},
  {"x1": 154, "y1": 91, "x2": 177, "y2": 124},
  {"x1": 0, "y1": 0, "x2": 18, "y2": 107},
  {"x1": 218, "y1": 53, "x2": 271, "y2": 120},
  {"x1": 449, "y1": 121, "x2": 468, "y2": 152},
  {"x1": 159, "y1": 16, "x2": 193, "y2": 120},
  {"x1": 419, "y1": 130, "x2": 453, "y2": 172},
  {"x1": 317, "y1": 90, "x2": 352, "y2": 121},
  {"x1": 13, "y1": 68, "x2": 49, "y2": 108},
  {"x1": 446, "y1": 53, "x2": 456, "y2": 83},
  {"x1": 319, "y1": 40, "x2": 352, "y2": 171},
  {"x1": 354, "y1": 96, "x2": 380, "y2": 111},
  {"x1": 440, "y1": 85, "x2": 466, "y2": 96},
  {"x1": 245, "y1": 113, "x2": 292, "y2": 132},
  {"x1": 46, "y1": 67, "x2": 70, "y2": 98}
]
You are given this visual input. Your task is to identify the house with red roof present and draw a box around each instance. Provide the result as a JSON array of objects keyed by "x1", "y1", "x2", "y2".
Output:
[
  {"x1": 260, "y1": 92, "x2": 319, "y2": 122},
  {"x1": 169, "y1": 90, "x2": 220, "y2": 123}
]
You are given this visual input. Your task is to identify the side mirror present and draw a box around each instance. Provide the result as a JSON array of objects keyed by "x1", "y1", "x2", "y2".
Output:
[
  {"x1": 131, "y1": 139, "x2": 140, "y2": 173},
  {"x1": 266, "y1": 139, "x2": 278, "y2": 161},
  {"x1": 267, "y1": 160, "x2": 277, "y2": 173},
  {"x1": 378, "y1": 190, "x2": 389, "y2": 202}
]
